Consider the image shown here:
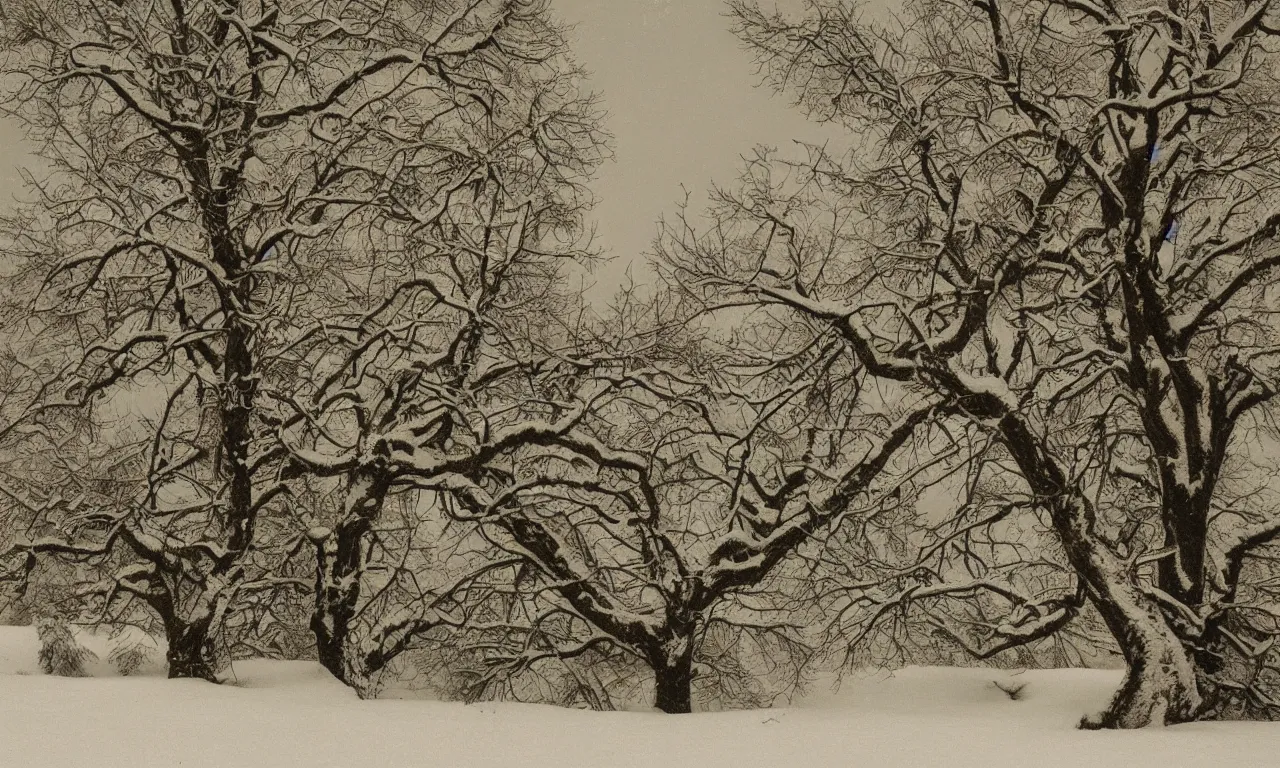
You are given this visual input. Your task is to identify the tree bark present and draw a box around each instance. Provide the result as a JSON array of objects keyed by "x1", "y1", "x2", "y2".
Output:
[
  {"x1": 1155, "y1": 476, "x2": 1214, "y2": 608},
  {"x1": 993, "y1": 405, "x2": 1203, "y2": 727},
  {"x1": 165, "y1": 615, "x2": 218, "y2": 682},
  {"x1": 311, "y1": 524, "x2": 361, "y2": 684},
  {"x1": 220, "y1": 320, "x2": 259, "y2": 559},
  {"x1": 311, "y1": 469, "x2": 389, "y2": 685},
  {"x1": 651, "y1": 633, "x2": 695, "y2": 714},
  {"x1": 1082, "y1": 575, "x2": 1202, "y2": 728}
]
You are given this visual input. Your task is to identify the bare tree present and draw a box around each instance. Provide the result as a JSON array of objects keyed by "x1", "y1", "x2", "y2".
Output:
[
  {"x1": 259, "y1": 5, "x2": 611, "y2": 687},
  {"x1": 0, "y1": 0, "x2": 555, "y2": 680},
  {"x1": 652, "y1": 0, "x2": 1280, "y2": 727},
  {"x1": 657, "y1": 174, "x2": 1099, "y2": 682},
  {"x1": 388, "y1": 283, "x2": 950, "y2": 714}
]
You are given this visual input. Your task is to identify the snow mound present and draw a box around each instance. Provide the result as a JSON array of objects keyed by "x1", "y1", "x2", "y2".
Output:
[
  {"x1": 2, "y1": 627, "x2": 1278, "y2": 768},
  {"x1": 0, "y1": 624, "x2": 165, "y2": 678}
]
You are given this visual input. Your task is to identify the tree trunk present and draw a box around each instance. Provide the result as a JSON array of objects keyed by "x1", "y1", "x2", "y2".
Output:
[
  {"x1": 652, "y1": 635, "x2": 695, "y2": 714},
  {"x1": 311, "y1": 469, "x2": 389, "y2": 685},
  {"x1": 1155, "y1": 476, "x2": 1214, "y2": 608},
  {"x1": 311, "y1": 521, "x2": 363, "y2": 684},
  {"x1": 221, "y1": 320, "x2": 258, "y2": 559},
  {"x1": 1081, "y1": 570, "x2": 1202, "y2": 728},
  {"x1": 994, "y1": 413, "x2": 1202, "y2": 727},
  {"x1": 165, "y1": 616, "x2": 218, "y2": 682}
]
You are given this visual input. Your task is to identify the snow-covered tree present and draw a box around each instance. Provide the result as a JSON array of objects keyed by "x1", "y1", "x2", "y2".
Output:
[
  {"x1": 0, "y1": 0, "x2": 559, "y2": 681},
  {"x1": 252, "y1": 1, "x2": 611, "y2": 687},
  {"x1": 658, "y1": 0, "x2": 1280, "y2": 727},
  {"x1": 396, "y1": 286, "x2": 950, "y2": 713},
  {"x1": 36, "y1": 617, "x2": 96, "y2": 677}
]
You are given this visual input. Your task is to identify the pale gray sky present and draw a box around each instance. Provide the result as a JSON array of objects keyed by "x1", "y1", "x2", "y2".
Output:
[
  {"x1": 0, "y1": 1, "x2": 829, "y2": 300},
  {"x1": 549, "y1": 0, "x2": 827, "y2": 297}
]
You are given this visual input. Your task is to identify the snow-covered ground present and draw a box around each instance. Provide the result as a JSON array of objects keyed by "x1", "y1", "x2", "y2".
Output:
[{"x1": 1, "y1": 626, "x2": 1276, "y2": 768}]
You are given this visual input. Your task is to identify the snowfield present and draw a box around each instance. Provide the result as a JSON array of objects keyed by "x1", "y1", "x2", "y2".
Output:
[{"x1": 1, "y1": 627, "x2": 1276, "y2": 768}]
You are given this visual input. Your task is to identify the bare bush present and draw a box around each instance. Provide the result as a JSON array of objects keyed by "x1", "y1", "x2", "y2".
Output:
[{"x1": 36, "y1": 618, "x2": 96, "y2": 677}]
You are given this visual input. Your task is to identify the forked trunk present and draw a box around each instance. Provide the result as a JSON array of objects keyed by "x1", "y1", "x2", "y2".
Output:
[{"x1": 995, "y1": 415, "x2": 1202, "y2": 728}]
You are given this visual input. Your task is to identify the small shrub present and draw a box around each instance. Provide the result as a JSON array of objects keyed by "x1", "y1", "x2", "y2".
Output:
[
  {"x1": 108, "y1": 642, "x2": 154, "y2": 676},
  {"x1": 106, "y1": 625, "x2": 162, "y2": 676},
  {"x1": 36, "y1": 618, "x2": 97, "y2": 677}
]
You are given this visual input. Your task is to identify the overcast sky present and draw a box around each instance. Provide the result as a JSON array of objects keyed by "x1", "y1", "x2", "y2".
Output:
[
  {"x1": 0, "y1": 1, "x2": 829, "y2": 301},
  {"x1": 546, "y1": 0, "x2": 828, "y2": 298}
]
